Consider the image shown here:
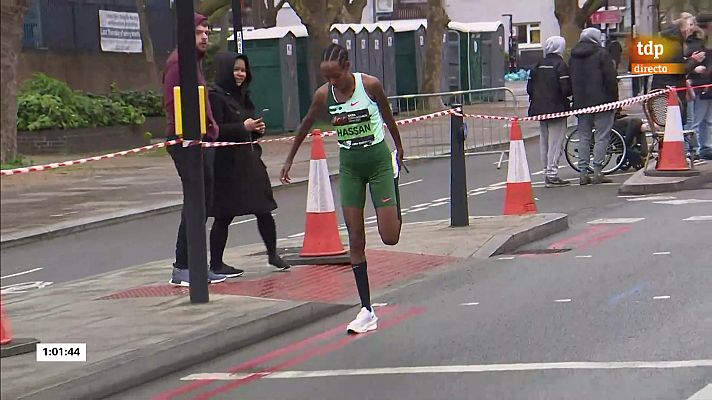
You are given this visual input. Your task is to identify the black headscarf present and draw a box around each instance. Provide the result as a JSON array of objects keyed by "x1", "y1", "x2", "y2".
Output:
[{"x1": 213, "y1": 52, "x2": 252, "y2": 103}]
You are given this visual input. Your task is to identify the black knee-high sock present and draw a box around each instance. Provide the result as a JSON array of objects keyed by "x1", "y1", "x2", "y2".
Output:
[
  {"x1": 352, "y1": 261, "x2": 371, "y2": 311},
  {"x1": 394, "y1": 177, "x2": 402, "y2": 222},
  {"x1": 256, "y1": 213, "x2": 277, "y2": 259}
]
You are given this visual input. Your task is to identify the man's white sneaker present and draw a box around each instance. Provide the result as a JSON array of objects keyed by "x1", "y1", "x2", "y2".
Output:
[{"x1": 346, "y1": 307, "x2": 378, "y2": 334}]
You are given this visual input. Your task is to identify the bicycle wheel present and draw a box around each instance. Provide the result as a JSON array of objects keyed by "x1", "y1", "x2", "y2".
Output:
[{"x1": 564, "y1": 127, "x2": 627, "y2": 175}]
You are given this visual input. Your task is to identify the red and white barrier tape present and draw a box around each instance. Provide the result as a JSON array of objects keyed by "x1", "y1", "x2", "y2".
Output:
[
  {"x1": 1, "y1": 109, "x2": 454, "y2": 176},
  {"x1": 0, "y1": 140, "x2": 180, "y2": 176}
]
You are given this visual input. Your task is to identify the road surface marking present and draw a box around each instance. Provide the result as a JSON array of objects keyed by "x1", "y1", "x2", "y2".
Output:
[
  {"x1": 430, "y1": 202, "x2": 449, "y2": 207},
  {"x1": 653, "y1": 296, "x2": 671, "y2": 300},
  {"x1": 399, "y1": 179, "x2": 423, "y2": 187},
  {"x1": 653, "y1": 252, "x2": 671, "y2": 255},
  {"x1": 618, "y1": 195, "x2": 647, "y2": 198},
  {"x1": 575, "y1": 255, "x2": 593, "y2": 258},
  {"x1": 1, "y1": 281, "x2": 53, "y2": 294},
  {"x1": 433, "y1": 197, "x2": 450, "y2": 202},
  {"x1": 554, "y1": 299, "x2": 572, "y2": 303},
  {"x1": 654, "y1": 199, "x2": 712, "y2": 205},
  {"x1": 686, "y1": 384, "x2": 712, "y2": 400},
  {"x1": 411, "y1": 203, "x2": 432, "y2": 208},
  {"x1": 460, "y1": 302, "x2": 480, "y2": 306},
  {"x1": 497, "y1": 257, "x2": 515, "y2": 260},
  {"x1": 683, "y1": 216, "x2": 712, "y2": 221},
  {"x1": 488, "y1": 181, "x2": 507, "y2": 187},
  {"x1": 0, "y1": 267, "x2": 43, "y2": 280},
  {"x1": 588, "y1": 218, "x2": 645, "y2": 224},
  {"x1": 626, "y1": 196, "x2": 676, "y2": 202},
  {"x1": 230, "y1": 217, "x2": 257, "y2": 226},
  {"x1": 372, "y1": 303, "x2": 388, "y2": 307},
  {"x1": 181, "y1": 360, "x2": 712, "y2": 381},
  {"x1": 609, "y1": 282, "x2": 648, "y2": 305},
  {"x1": 287, "y1": 232, "x2": 305, "y2": 238},
  {"x1": 365, "y1": 215, "x2": 378, "y2": 220}
]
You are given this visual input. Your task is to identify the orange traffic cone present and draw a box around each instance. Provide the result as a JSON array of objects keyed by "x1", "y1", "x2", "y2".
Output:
[
  {"x1": 1, "y1": 296, "x2": 38, "y2": 358},
  {"x1": 656, "y1": 91, "x2": 690, "y2": 171},
  {"x1": 504, "y1": 120, "x2": 537, "y2": 215},
  {"x1": 0, "y1": 300, "x2": 11, "y2": 345},
  {"x1": 299, "y1": 130, "x2": 347, "y2": 257}
]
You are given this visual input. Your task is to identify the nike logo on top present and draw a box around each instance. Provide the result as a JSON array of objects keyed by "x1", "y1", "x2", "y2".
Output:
[
  {"x1": 382, "y1": 197, "x2": 392, "y2": 203},
  {"x1": 350, "y1": 101, "x2": 359, "y2": 106}
]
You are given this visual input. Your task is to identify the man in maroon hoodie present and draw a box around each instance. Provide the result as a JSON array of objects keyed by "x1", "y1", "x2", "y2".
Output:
[{"x1": 162, "y1": 13, "x2": 243, "y2": 286}]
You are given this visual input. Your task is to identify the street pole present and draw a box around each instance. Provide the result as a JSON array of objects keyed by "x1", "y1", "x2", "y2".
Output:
[
  {"x1": 450, "y1": 104, "x2": 468, "y2": 227},
  {"x1": 604, "y1": 0, "x2": 610, "y2": 45},
  {"x1": 502, "y1": 14, "x2": 515, "y2": 73},
  {"x1": 175, "y1": 0, "x2": 209, "y2": 303},
  {"x1": 231, "y1": 0, "x2": 243, "y2": 54}
]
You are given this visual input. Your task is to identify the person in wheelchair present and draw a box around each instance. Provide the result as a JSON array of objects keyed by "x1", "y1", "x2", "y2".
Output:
[{"x1": 614, "y1": 109, "x2": 648, "y2": 170}]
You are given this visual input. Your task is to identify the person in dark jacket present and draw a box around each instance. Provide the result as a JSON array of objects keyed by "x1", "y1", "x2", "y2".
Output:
[
  {"x1": 687, "y1": 12, "x2": 712, "y2": 159},
  {"x1": 162, "y1": 13, "x2": 230, "y2": 286},
  {"x1": 527, "y1": 35, "x2": 572, "y2": 187},
  {"x1": 569, "y1": 28, "x2": 619, "y2": 184},
  {"x1": 208, "y1": 52, "x2": 291, "y2": 272}
]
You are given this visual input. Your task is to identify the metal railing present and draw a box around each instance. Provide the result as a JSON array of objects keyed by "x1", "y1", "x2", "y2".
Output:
[{"x1": 388, "y1": 87, "x2": 519, "y2": 160}]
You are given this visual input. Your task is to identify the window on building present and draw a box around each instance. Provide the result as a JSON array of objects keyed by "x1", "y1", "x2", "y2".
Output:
[{"x1": 514, "y1": 22, "x2": 541, "y2": 48}]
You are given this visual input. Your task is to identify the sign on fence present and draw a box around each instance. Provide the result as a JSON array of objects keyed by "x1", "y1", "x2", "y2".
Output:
[{"x1": 99, "y1": 10, "x2": 142, "y2": 53}]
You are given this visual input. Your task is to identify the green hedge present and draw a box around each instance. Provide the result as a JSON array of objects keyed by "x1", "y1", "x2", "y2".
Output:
[{"x1": 17, "y1": 73, "x2": 164, "y2": 132}]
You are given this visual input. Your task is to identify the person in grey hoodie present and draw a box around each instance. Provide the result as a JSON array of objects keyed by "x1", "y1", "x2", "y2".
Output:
[
  {"x1": 569, "y1": 28, "x2": 619, "y2": 184},
  {"x1": 527, "y1": 36, "x2": 572, "y2": 187}
]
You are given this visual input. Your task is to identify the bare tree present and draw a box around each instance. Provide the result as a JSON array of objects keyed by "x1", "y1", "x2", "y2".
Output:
[
  {"x1": 135, "y1": 0, "x2": 159, "y2": 85},
  {"x1": 1, "y1": 0, "x2": 28, "y2": 163},
  {"x1": 421, "y1": 0, "x2": 449, "y2": 108},
  {"x1": 554, "y1": 0, "x2": 604, "y2": 58},
  {"x1": 337, "y1": 0, "x2": 367, "y2": 23}
]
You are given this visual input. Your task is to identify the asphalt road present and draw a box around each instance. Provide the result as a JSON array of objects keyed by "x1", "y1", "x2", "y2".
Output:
[
  {"x1": 109, "y1": 187, "x2": 712, "y2": 400},
  {"x1": 0, "y1": 136, "x2": 655, "y2": 290}
]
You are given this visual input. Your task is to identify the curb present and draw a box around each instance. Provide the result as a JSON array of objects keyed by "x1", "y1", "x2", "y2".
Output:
[
  {"x1": 16, "y1": 301, "x2": 352, "y2": 400},
  {"x1": 618, "y1": 163, "x2": 712, "y2": 195},
  {"x1": 0, "y1": 175, "x2": 327, "y2": 250},
  {"x1": 472, "y1": 213, "x2": 569, "y2": 258}
]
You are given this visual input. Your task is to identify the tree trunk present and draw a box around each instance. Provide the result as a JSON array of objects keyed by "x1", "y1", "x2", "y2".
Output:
[
  {"x1": 554, "y1": 0, "x2": 604, "y2": 59},
  {"x1": 1, "y1": 0, "x2": 28, "y2": 163},
  {"x1": 217, "y1": 8, "x2": 230, "y2": 51},
  {"x1": 336, "y1": 0, "x2": 366, "y2": 23},
  {"x1": 288, "y1": 0, "x2": 342, "y2": 90},
  {"x1": 136, "y1": 0, "x2": 158, "y2": 85},
  {"x1": 421, "y1": 0, "x2": 448, "y2": 110}
]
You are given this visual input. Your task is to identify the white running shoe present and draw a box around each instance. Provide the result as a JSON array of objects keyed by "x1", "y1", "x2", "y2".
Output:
[{"x1": 346, "y1": 307, "x2": 378, "y2": 334}]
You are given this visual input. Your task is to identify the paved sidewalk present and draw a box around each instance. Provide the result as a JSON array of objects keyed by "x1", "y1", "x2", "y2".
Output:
[
  {"x1": 619, "y1": 161, "x2": 712, "y2": 195},
  {"x1": 0, "y1": 213, "x2": 567, "y2": 400}
]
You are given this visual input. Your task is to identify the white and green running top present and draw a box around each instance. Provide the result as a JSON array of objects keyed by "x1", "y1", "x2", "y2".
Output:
[{"x1": 327, "y1": 73, "x2": 385, "y2": 150}]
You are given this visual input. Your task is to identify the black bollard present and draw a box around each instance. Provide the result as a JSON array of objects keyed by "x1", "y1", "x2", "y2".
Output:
[
  {"x1": 450, "y1": 104, "x2": 469, "y2": 227},
  {"x1": 175, "y1": 0, "x2": 209, "y2": 303}
]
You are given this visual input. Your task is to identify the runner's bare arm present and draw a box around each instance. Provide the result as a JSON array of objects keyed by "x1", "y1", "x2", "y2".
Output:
[
  {"x1": 363, "y1": 75, "x2": 404, "y2": 165},
  {"x1": 281, "y1": 85, "x2": 328, "y2": 183}
]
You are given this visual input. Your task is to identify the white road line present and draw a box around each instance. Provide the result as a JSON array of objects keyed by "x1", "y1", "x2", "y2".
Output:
[
  {"x1": 626, "y1": 196, "x2": 676, "y2": 202},
  {"x1": 654, "y1": 199, "x2": 712, "y2": 205},
  {"x1": 460, "y1": 302, "x2": 480, "y2": 306},
  {"x1": 488, "y1": 181, "x2": 507, "y2": 187},
  {"x1": 287, "y1": 232, "x2": 305, "y2": 238},
  {"x1": 653, "y1": 296, "x2": 671, "y2": 300},
  {"x1": 399, "y1": 179, "x2": 423, "y2": 187},
  {"x1": 554, "y1": 299, "x2": 572, "y2": 303},
  {"x1": 433, "y1": 197, "x2": 450, "y2": 202},
  {"x1": 365, "y1": 215, "x2": 378, "y2": 220},
  {"x1": 587, "y1": 218, "x2": 645, "y2": 224},
  {"x1": 181, "y1": 361, "x2": 712, "y2": 381},
  {"x1": 618, "y1": 195, "x2": 647, "y2": 198},
  {"x1": 372, "y1": 303, "x2": 388, "y2": 307},
  {"x1": 411, "y1": 203, "x2": 432, "y2": 208},
  {"x1": 230, "y1": 217, "x2": 257, "y2": 226},
  {"x1": 575, "y1": 255, "x2": 593, "y2": 258},
  {"x1": 686, "y1": 384, "x2": 712, "y2": 400},
  {"x1": 430, "y1": 202, "x2": 449, "y2": 207},
  {"x1": 653, "y1": 252, "x2": 671, "y2": 255},
  {"x1": 497, "y1": 257, "x2": 515, "y2": 260},
  {"x1": 0, "y1": 268, "x2": 44, "y2": 280},
  {"x1": 408, "y1": 207, "x2": 428, "y2": 213},
  {"x1": 683, "y1": 216, "x2": 712, "y2": 221}
]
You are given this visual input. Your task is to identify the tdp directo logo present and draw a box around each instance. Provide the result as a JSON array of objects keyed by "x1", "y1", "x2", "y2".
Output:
[{"x1": 630, "y1": 35, "x2": 685, "y2": 75}]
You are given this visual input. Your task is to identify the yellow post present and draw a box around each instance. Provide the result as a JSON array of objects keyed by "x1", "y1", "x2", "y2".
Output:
[
  {"x1": 173, "y1": 86, "x2": 183, "y2": 137},
  {"x1": 198, "y1": 85, "x2": 207, "y2": 136}
]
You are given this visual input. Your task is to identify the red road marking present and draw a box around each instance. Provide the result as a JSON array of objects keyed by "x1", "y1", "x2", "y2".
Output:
[
  {"x1": 578, "y1": 225, "x2": 631, "y2": 250},
  {"x1": 546, "y1": 225, "x2": 631, "y2": 252},
  {"x1": 189, "y1": 306, "x2": 426, "y2": 400},
  {"x1": 153, "y1": 306, "x2": 401, "y2": 400}
]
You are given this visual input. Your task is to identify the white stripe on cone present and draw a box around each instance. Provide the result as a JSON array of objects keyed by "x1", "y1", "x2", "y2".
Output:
[
  {"x1": 306, "y1": 159, "x2": 336, "y2": 213},
  {"x1": 507, "y1": 140, "x2": 532, "y2": 183},
  {"x1": 664, "y1": 104, "x2": 684, "y2": 142}
]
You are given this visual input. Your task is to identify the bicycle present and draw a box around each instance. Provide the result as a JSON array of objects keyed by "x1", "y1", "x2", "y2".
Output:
[{"x1": 564, "y1": 125, "x2": 627, "y2": 175}]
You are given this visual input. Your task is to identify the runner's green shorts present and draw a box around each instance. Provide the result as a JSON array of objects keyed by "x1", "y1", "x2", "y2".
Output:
[{"x1": 339, "y1": 140, "x2": 397, "y2": 209}]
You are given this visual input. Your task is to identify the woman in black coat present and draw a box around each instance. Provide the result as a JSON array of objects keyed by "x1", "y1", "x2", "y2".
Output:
[{"x1": 208, "y1": 52, "x2": 290, "y2": 273}]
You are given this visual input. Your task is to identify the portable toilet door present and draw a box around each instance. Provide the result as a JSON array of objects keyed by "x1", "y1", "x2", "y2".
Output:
[
  {"x1": 414, "y1": 25, "x2": 427, "y2": 92},
  {"x1": 368, "y1": 25, "x2": 385, "y2": 86},
  {"x1": 480, "y1": 24, "x2": 506, "y2": 100},
  {"x1": 393, "y1": 22, "x2": 423, "y2": 96},
  {"x1": 354, "y1": 25, "x2": 370, "y2": 74},
  {"x1": 381, "y1": 25, "x2": 397, "y2": 98},
  {"x1": 279, "y1": 33, "x2": 300, "y2": 131},
  {"x1": 330, "y1": 28, "x2": 341, "y2": 45},
  {"x1": 342, "y1": 26, "x2": 357, "y2": 72}
]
